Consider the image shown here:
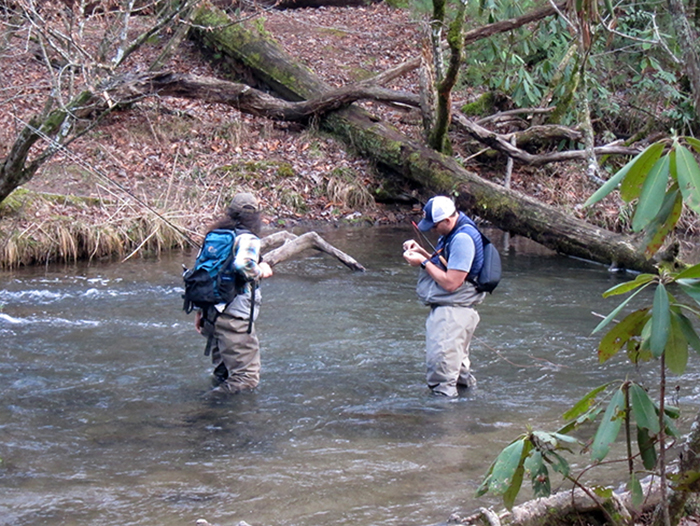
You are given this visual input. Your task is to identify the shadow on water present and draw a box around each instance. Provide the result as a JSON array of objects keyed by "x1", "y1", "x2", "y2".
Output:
[{"x1": 1, "y1": 225, "x2": 699, "y2": 526}]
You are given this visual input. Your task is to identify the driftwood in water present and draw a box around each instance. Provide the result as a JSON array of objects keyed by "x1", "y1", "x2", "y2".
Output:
[
  {"x1": 260, "y1": 231, "x2": 365, "y2": 271},
  {"x1": 457, "y1": 483, "x2": 663, "y2": 526}
]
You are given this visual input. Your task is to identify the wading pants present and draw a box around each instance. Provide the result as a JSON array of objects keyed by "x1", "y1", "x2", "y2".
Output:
[
  {"x1": 211, "y1": 313, "x2": 261, "y2": 393},
  {"x1": 425, "y1": 304, "x2": 480, "y2": 398}
]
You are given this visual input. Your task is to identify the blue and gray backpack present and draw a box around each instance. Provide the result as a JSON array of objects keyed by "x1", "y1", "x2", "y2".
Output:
[{"x1": 182, "y1": 229, "x2": 240, "y2": 314}]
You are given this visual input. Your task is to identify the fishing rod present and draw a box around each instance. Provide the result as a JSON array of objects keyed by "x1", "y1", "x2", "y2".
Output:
[
  {"x1": 11, "y1": 115, "x2": 202, "y2": 250},
  {"x1": 410, "y1": 220, "x2": 447, "y2": 267}
]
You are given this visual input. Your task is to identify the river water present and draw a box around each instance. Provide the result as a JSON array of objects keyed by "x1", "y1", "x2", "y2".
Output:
[{"x1": 1, "y1": 225, "x2": 699, "y2": 526}]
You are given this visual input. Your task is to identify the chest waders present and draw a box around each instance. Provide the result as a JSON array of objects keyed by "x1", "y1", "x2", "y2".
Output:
[{"x1": 202, "y1": 281, "x2": 257, "y2": 356}]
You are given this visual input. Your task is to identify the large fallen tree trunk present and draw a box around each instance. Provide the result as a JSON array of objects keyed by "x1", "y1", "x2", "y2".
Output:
[
  {"x1": 102, "y1": 70, "x2": 420, "y2": 120},
  {"x1": 189, "y1": 6, "x2": 659, "y2": 273}
]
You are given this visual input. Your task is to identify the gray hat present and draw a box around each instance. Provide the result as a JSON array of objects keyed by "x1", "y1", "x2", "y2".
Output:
[{"x1": 229, "y1": 192, "x2": 259, "y2": 213}]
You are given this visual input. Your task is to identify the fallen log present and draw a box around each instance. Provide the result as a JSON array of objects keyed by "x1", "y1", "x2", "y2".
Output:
[
  {"x1": 188, "y1": 6, "x2": 660, "y2": 273},
  {"x1": 107, "y1": 72, "x2": 642, "y2": 171},
  {"x1": 104, "y1": 71, "x2": 420, "y2": 121},
  {"x1": 99, "y1": 69, "x2": 647, "y2": 178},
  {"x1": 260, "y1": 230, "x2": 365, "y2": 271}
]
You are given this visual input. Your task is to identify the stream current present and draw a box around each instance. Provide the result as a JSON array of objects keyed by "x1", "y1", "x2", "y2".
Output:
[{"x1": 1, "y1": 225, "x2": 699, "y2": 526}]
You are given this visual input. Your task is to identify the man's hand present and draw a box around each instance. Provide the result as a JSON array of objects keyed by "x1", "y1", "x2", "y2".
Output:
[
  {"x1": 259, "y1": 261, "x2": 273, "y2": 279},
  {"x1": 402, "y1": 239, "x2": 430, "y2": 259},
  {"x1": 403, "y1": 250, "x2": 426, "y2": 267},
  {"x1": 402, "y1": 239, "x2": 420, "y2": 252}
]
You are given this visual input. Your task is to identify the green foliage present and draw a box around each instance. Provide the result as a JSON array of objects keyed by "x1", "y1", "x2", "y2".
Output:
[
  {"x1": 590, "y1": 387, "x2": 625, "y2": 462},
  {"x1": 460, "y1": 3, "x2": 565, "y2": 111},
  {"x1": 454, "y1": 0, "x2": 695, "y2": 135},
  {"x1": 590, "y1": 262, "x2": 700, "y2": 376},
  {"x1": 676, "y1": 145, "x2": 700, "y2": 213},
  {"x1": 478, "y1": 379, "x2": 683, "y2": 509},
  {"x1": 598, "y1": 307, "x2": 649, "y2": 363},
  {"x1": 585, "y1": 137, "x2": 700, "y2": 255},
  {"x1": 479, "y1": 135, "x2": 700, "y2": 511},
  {"x1": 477, "y1": 430, "x2": 576, "y2": 510},
  {"x1": 632, "y1": 155, "x2": 670, "y2": 232}
]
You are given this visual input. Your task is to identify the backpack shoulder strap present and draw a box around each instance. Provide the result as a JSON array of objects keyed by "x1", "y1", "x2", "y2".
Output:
[{"x1": 445, "y1": 214, "x2": 485, "y2": 275}]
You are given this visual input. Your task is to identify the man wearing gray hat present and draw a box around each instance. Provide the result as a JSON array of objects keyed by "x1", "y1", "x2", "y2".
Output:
[
  {"x1": 402, "y1": 196, "x2": 486, "y2": 398},
  {"x1": 195, "y1": 192, "x2": 273, "y2": 393}
]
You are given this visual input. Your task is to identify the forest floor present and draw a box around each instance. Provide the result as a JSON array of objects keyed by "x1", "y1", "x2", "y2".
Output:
[{"x1": 0, "y1": 2, "x2": 693, "y2": 267}]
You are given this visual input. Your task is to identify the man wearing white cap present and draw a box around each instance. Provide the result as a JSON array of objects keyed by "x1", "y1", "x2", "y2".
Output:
[{"x1": 403, "y1": 196, "x2": 486, "y2": 398}]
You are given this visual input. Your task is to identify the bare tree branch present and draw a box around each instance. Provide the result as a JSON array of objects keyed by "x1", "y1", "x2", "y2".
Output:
[
  {"x1": 452, "y1": 112, "x2": 641, "y2": 165},
  {"x1": 463, "y1": 1, "x2": 567, "y2": 46}
]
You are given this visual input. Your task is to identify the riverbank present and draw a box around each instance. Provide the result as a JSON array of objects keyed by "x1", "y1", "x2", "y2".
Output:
[
  {"x1": 2, "y1": 3, "x2": 697, "y2": 269},
  {"x1": 0, "y1": 127, "x2": 411, "y2": 268},
  {"x1": 0, "y1": 4, "x2": 429, "y2": 268}
]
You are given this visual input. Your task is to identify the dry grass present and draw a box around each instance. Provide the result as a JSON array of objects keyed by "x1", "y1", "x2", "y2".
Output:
[
  {"x1": 325, "y1": 167, "x2": 375, "y2": 211},
  {"x1": 0, "y1": 191, "x2": 193, "y2": 269}
]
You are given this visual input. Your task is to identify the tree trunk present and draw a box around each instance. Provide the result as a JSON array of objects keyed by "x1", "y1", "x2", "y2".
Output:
[
  {"x1": 454, "y1": 484, "x2": 663, "y2": 526},
  {"x1": 190, "y1": 6, "x2": 658, "y2": 273},
  {"x1": 427, "y1": 0, "x2": 467, "y2": 153},
  {"x1": 667, "y1": 0, "x2": 700, "y2": 119},
  {"x1": 103, "y1": 71, "x2": 420, "y2": 121},
  {"x1": 0, "y1": 90, "x2": 94, "y2": 203}
]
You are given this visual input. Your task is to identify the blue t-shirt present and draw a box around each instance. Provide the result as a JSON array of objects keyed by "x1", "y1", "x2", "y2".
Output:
[{"x1": 445, "y1": 232, "x2": 475, "y2": 274}]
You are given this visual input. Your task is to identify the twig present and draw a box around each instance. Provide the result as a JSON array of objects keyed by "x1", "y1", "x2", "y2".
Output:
[{"x1": 122, "y1": 225, "x2": 159, "y2": 262}]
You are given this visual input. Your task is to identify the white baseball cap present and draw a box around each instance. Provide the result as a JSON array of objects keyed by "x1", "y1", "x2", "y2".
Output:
[{"x1": 417, "y1": 196, "x2": 456, "y2": 231}]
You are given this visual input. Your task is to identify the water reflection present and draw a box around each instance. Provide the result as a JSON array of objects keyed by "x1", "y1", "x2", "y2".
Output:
[{"x1": 1, "y1": 225, "x2": 698, "y2": 526}]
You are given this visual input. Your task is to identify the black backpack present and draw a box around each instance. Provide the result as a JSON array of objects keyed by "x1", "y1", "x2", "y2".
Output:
[
  {"x1": 462, "y1": 223, "x2": 502, "y2": 294},
  {"x1": 182, "y1": 229, "x2": 240, "y2": 314},
  {"x1": 474, "y1": 234, "x2": 502, "y2": 293}
]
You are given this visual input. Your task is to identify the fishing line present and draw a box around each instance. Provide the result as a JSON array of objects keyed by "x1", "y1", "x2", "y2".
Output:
[
  {"x1": 410, "y1": 220, "x2": 436, "y2": 252},
  {"x1": 9, "y1": 114, "x2": 201, "y2": 250},
  {"x1": 410, "y1": 220, "x2": 447, "y2": 267},
  {"x1": 473, "y1": 336, "x2": 568, "y2": 370}
]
